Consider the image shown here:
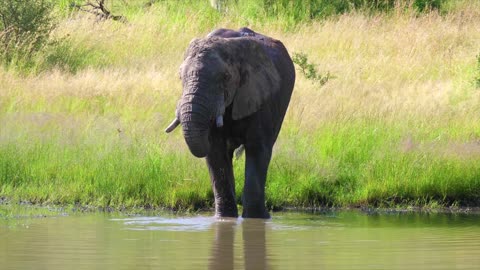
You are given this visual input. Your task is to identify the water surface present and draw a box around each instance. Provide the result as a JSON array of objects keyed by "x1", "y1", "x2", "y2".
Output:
[{"x1": 1, "y1": 210, "x2": 479, "y2": 269}]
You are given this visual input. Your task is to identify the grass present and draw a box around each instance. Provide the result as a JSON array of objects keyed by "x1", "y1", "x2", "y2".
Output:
[{"x1": 1, "y1": 1, "x2": 480, "y2": 211}]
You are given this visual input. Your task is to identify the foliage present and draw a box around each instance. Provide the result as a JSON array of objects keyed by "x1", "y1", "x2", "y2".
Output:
[
  {"x1": 412, "y1": 0, "x2": 445, "y2": 11},
  {"x1": 292, "y1": 52, "x2": 332, "y2": 86},
  {"x1": 39, "y1": 38, "x2": 95, "y2": 73},
  {"x1": 476, "y1": 54, "x2": 480, "y2": 88},
  {"x1": 208, "y1": 0, "x2": 448, "y2": 26},
  {"x1": 0, "y1": 0, "x2": 56, "y2": 68}
]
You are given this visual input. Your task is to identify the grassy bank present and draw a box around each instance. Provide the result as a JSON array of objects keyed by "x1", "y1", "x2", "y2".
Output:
[{"x1": 1, "y1": 1, "x2": 480, "y2": 211}]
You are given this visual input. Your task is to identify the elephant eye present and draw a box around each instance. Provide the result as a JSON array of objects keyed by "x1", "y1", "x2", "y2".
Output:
[{"x1": 223, "y1": 72, "x2": 231, "y2": 82}]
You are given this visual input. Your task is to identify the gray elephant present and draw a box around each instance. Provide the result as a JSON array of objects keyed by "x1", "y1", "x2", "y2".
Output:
[{"x1": 165, "y1": 27, "x2": 295, "y2": 218}]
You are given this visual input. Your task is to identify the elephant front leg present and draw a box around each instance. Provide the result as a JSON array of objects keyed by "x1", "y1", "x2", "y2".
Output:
[
  {"x1": 206, "y1": 138, "x2": 238, "y2": 218},
  {"x1": 242, "y1": 144, "x2": 272, "y2": 219}
]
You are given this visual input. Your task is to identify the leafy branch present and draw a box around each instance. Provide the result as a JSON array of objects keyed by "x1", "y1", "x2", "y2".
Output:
[{"x1": 292, "y1": 52, "x2": 333, "y2": 86}]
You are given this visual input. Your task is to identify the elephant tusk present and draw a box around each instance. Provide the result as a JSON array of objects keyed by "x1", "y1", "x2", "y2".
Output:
[
  {"x1": 216, "y1": 115, "x2": 224, "y2": 127},
  {"x1": 234, "y1": 144, "x2": 245, "y2": 160},
  {"x1": 165, "y1": 118, "x2": 180, "y2": 133}
]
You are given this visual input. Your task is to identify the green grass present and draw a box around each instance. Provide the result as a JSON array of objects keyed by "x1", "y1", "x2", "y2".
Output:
[
  {"x1": 2, "y1": 114, "x2": 479, "y2": 210},
  {"x1": 0, "y1": 116, "x2": 212, "y2": 210},
  {"x1": 1, "y1": 0, "x2": 480, "y2": 211}
]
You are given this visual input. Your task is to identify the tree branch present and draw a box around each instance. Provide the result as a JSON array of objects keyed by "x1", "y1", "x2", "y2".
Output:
[{"x1": 73, "y1": 0, "x2": 127, "y2": 23}]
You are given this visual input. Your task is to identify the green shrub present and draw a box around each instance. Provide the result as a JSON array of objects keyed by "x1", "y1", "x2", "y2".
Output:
[
  {"x1": 38, "y1": 39, "x2": 95, "y2": 73},
  {"x1": 292, "y1": 52, "x2": 333, "y2": 86},
  {"x1": 476, "y1": 54, "x2": 480, "y2": 88},
  {"x1": 413, "y1": 0, "x2": 445, "y2": 11},
  {"x1": 0, "y1": 0, "x2": 56, "y2": 68},
  {"x1": 349, "y1": 0, "x2": 445, "y2": 12}
]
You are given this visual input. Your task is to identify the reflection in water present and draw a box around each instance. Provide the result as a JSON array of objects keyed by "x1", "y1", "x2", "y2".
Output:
[
  {"x1": 243, "y1": 220, "x2": 269, "y2": 270},
  {"x1": 209, "y1": 219, "x2": 236, "y2": 270},
  {"x1": 2, "y1": 211, "x2": 480, "y2": 270},
  {"x1": 209, "y1": 219, "x2": 270, "y2": 270}
]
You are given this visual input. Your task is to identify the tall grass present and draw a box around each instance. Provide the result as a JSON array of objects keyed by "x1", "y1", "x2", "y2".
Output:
[{"x1": 1, "y1": 1, "x2": 480, "y2": 210}]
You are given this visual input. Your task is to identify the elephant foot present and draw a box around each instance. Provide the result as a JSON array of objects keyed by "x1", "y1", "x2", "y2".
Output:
[
  {"x1": 214, "y1": 202, "x2": 239, "y2": 218},
  {"x1": 241, "y1": 207, "x2": 270, "y2": 219},
  {"x1": 215, "y1": 210, "x2": 238, "y2": 218}
]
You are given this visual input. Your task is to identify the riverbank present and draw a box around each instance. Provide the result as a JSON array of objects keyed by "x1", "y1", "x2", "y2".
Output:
[
  {"x1": 1, "y1": 199, "x2": 480, "y2": 221},
  {"x1": 1, "y1": 1, "x2": 480, "y2": 211}
]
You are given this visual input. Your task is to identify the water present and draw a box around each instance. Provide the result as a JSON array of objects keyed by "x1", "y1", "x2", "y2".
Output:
[{"x1": 1, "y1": 210, "x2": 479, "y2": 269}]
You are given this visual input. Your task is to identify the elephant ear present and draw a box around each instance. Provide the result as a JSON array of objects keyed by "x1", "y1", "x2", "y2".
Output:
[
  {"x1": 230, "y1": 39, "x2": 280, "y2": 120},
  {"x1": 184, "y1": 38, "x2": 202, "y2": 59}
]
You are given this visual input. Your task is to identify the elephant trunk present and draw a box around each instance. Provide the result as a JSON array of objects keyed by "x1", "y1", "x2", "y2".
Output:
[
  {"x1": 183, "y1": 129, "x2": 210, "y2": 158},
  {"x1": 180, "y1": 93, "x2": 212, "y2": 158}
]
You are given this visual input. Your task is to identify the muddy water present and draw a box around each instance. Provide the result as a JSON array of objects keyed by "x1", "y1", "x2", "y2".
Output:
[{"x1": 1, "y1": 211, "x2": 479, "y2": 270}]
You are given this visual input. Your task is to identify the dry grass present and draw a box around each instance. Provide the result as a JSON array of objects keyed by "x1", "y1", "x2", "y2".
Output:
[{"x1": 284, "y1": 8, "x2": 480, "y2": 125}]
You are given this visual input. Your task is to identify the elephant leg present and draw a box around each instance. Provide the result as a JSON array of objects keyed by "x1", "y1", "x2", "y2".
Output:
[
  {"x1": 206, "y1": 133, "x2": 238, "y2": 218},
  {"x1": 242, "y1": 143, "x2": 272, "y2": 219}
]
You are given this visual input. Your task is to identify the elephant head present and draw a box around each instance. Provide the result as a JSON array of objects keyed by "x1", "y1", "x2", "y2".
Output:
[{"x1": 165, "y1": 37, "x2": 280, "y2": 158}]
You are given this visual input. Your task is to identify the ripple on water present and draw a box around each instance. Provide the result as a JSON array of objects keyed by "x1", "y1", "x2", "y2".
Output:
[{"x1": 110, "y1": 216, "x2": 220, "y2": 231}]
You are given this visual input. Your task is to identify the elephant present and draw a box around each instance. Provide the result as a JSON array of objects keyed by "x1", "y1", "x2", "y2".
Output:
[{"x1": 165, "y1": 27, "x2": 295, "y2": 218}]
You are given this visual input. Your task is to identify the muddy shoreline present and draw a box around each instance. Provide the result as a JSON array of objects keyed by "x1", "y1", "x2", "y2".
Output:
[{"x1": 1, "y1": 197, "x2": 480, "y2": 218}]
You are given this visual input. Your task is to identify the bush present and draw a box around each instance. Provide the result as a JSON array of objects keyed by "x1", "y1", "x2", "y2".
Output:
[
  {"x1": 413, "y1": 0, "x2": 444, "y2": 11},
  {"x1": 0, "y1": 0, "x2": 56, "y2": 68},
  {"x1": 38, "y1": 38, "x2": 95, "y2": 73}
]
